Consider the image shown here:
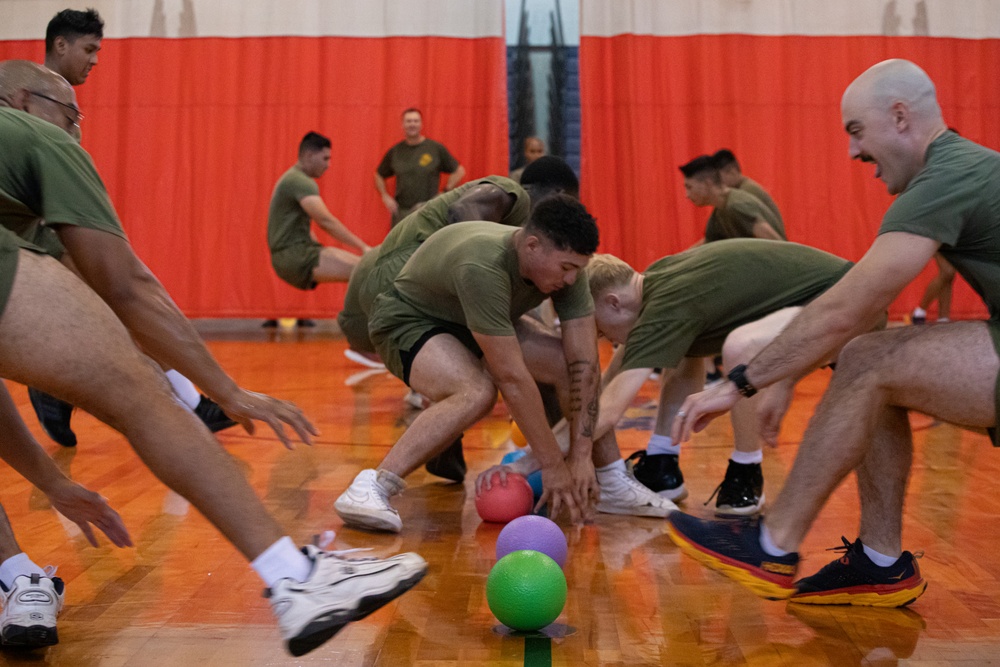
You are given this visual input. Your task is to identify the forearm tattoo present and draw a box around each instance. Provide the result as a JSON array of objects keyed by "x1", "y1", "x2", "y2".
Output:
[{"x1": 569, "y1": 359, "x2": 599, "y2": 438}]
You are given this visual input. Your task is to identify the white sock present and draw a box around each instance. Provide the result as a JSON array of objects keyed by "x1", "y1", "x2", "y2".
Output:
[
  {"x1": 647, "y1": 434, "x2": 680, "y2": 456},
  {"x1": 862, "y1": 543, "x2": 899, "y2": 567},
  {"x1": 596, "y1": 459, "x2": 626, "y2": 477},
  {"x1": 758, "y1": 523, "x2": 791, "y2": 557},
  {"x1": 0, "y1": 553, "x2": 47, "y2": 588},
  {"x1": 731, "y1": 449, "x2": 763, "y2": 465},
  {"x1": 912, "y1": 307, "x2": 927, "y2": 318},
  {"x1": 251, "y1": 536, "x2": 312, "y2": 588},
  {"x1": 165, "y1": 370, "x2": 201, "y2": 410}
]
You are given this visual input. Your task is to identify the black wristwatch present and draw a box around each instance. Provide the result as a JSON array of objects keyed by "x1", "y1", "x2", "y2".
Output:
[{"x1": 727, "y1": 364, "x2": 758, "y2": 398}]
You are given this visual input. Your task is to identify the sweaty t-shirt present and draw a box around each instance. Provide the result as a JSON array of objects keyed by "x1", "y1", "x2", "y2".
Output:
[
  {"x1": 0, "y1": 107, "x2": 126, "y2": 248},
  {"x1": 879, "y1": 131, "x2": 1000, "y2": 318},
  {"x1": 267, "y1": 166, "x2": 321, "y2": 253},
  {"x1": 620, "y1": 239, "x2": 851, "y2": 371},
  {"x1": 705, "y1": 188, "x2": 786, "y2": 242},
  {"x1": 376, "y1": 139, "x2": 460, "y2": 210}
]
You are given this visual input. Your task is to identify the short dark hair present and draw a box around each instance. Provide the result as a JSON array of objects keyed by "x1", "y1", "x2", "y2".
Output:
[
  {"x1": 679, "y1": 155, "x2": 721, "y2": 184},
  {"x1": 401, "y1": 107, "x2": 422, "y2": 118},
  {"x1": 299, "y1": 131, "x2": 331, "y2": 155},
  {"x1": 521, "y1": 156, "x2": 580, "y2": 199},
  {"x1": 45, "y1": 9, "x2": 104, "y2": 53},
  {"x1": 711, "y1": 149, "x2": 740, "y2": 172},
  {"x1": 525, "y1": 193, "x2": 599, "y2": 256}
]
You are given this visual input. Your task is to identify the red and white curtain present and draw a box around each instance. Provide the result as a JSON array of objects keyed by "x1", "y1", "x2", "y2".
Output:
[
  {"x1": 580, "y1": 0, "x2": 1000, "y2": 319},
  {"x1": 0, "y1": 0, "x2": 508, "y2": 317}
]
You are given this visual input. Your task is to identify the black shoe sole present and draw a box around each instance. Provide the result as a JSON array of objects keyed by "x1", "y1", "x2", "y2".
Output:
[
  {"x1": 27, "y1": 389, "x2": 76, "y2": 448},
  {"x1": 1, "y1": 624, "x2": 58, "y2": 647},
  {"x1": 286, "y1": 569, "x2": 427, "y2": 657}
]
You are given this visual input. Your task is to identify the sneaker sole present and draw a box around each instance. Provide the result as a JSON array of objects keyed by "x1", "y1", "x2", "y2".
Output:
[
  {"x1": 658, "y1": 485, "x2": 688, "y2": 503},
  {"x1": 667, "y1": 523, "x2": 794, "y2": 600},
  {"x1": 596, "y1": 501, "x2": 675, "y2": 518},
  {"x1": 287, "y1": 567, "x2": 427, "y2": 656},
  {"x1": 333, "y1": 503, "x2": 402, "y2": 533},
  {"x1": 1, "y1": 624, "x2": 59, "y2": 647},
  {"x1": 715, "y1": 493, "x2": 765, "y2": 517},
  {"x1": 790, "y1": 580, "x2": 927, "y2": 608}
]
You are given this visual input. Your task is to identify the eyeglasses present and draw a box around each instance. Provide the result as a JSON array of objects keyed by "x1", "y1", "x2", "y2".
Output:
[{"x1": 29, "y1": 91, "x2": 84, "y2": 129}]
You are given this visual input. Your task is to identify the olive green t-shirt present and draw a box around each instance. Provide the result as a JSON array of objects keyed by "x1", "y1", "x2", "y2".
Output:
[
  {"x1": 738, "y1": 177, "x2": 784, "y2": 230},
  {"x1": 0, "y1": 108, "x2": 127, "y2": 249},
  {"x1": 267, "y1": 166, "x2": 321, "y2": 253},
  {"x1": 620, "y1": 239, "x2": 851, "y2": 371},
  {"x1": 879, "y1": 131, "x2": 1000, "y2": 319},
  {"x1": 356, "y1": 176, "x2": 531, "y2": 321},
  {"x1": 376, "y1": 139, "x2": 460, "y2": 210},
  {"x1": 374, "y1": 221, "x2": 593, "y2": 338},
  {"x1": 705, "y1": 188, "x2": 786, "y2": 242},
  {"x1": 378, "y1": 175, "x2": 529, "y2": 259}
]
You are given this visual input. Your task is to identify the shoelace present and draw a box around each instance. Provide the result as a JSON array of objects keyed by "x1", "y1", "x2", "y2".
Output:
[
  {"x1": 823, "y1": 536, "x2": 924, "y2": 564},
  {"x1": 311, "y1": 531, "x2": 375, "y2": 560},
  {"x1": 702, "y1": 466, "x2": 750, "y2": 507}
]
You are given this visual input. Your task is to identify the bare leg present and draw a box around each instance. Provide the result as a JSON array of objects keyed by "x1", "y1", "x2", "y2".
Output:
[
  {"x1": 653, "y1": 356, "x2": 704, "y2": 437},
  {"x1": 721, "y1": 308, "x2": 802, "y2": 452},
  {"x1": 0, "y1": 253, "x2": 283, "y2": 560},
  {"x1": 311, "y1": 247, "x2": 360, "y2": 283},
  {"x1": 379, "y1": 334, "x2": 497, "y2": 478},
  {"x1": 765, "y1": 322, "x2": 998, "y2": 552},
  {"x1": 0, "y1": 506, "x2": 22, "y2": 563}
]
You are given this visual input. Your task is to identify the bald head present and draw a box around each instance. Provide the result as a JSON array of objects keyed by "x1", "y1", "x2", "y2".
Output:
[
  {"x1": 840, "y1": 59, "x2": 948, "y2": 195},
  {"x1": 842, "y1": 59, "x2": 942, "y2": 122},
  {"x1": 0, "y1": 59, "x2": 80, "y2": 139}
]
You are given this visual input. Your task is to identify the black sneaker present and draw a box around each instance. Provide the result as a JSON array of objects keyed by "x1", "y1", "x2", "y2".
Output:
[
  {"x1": 262, "y1": 319, "x2": 279, "y2": 328},
  {"x1": 791, "y1": 537, "x2": 927, "y2": 607},
  {"x1": 194, "y1": 396, "x2": 239, "y2": 433},
  {"x1": 667, "y1": 512, "x2": 798, "y2": 600},
  {"x1": 27, "y1": 388, "x2": 76, "y2": 447},
  {"x1": 425, "y1": 436, "x2": 466, "y2": 483},
  {"x1": 625, "y1": 450, "x2": 687, "y2": 501},
  {"x1": 297, "y1": 319, "x2": 316, "y2": 327},
  {"x1": 705, "y1": 460, "x2": 765, "y2": 516}
]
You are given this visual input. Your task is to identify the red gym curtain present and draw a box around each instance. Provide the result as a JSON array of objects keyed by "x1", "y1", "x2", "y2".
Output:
[
  {"x1": 580, "y1": 0, "x2": 1000, "y2": 319},
  {"x1": 0, "y1": 1, "x2": 508, "y2": 318}
]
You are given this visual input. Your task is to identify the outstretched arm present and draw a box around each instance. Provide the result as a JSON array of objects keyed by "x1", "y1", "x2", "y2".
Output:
[
  {"x1": 0, "y1": 383, "x2": 132, "y2": 547},
  {"x1": 299, "y1": 195, "x2": 369, "y2": 253},
  {"x1": 673, "y1": 231, "x2": 940, "y2": 442},
  {"x1": 56, "y1": 226, "x2": 318, "y2": 448}
]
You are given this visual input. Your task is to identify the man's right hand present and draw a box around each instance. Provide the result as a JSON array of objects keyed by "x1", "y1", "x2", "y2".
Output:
[
  {"x1": 538, "y1": 461, "x2": 584, "y2": 525},
  {"x1": 381, "y1": 193, "x2": 399, "y2": 214}
]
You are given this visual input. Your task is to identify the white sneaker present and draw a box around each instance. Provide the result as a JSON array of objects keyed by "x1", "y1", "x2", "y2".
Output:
[
  {"x1": 0, "y1": 574, "x2": 64, "y2": 647},
  {"x1": 268, "y1": 545, "x2": 427, "y2": 656},
  {"x1": 596, "y1": 468, "x2": 678, "y2": 518},
  {"x1": 334, "y1": 469, "x2": 404, "y2": 533}
]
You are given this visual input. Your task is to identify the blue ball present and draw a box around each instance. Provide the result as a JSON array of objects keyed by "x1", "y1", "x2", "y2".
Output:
[
  {"x1": 501, "y1": 449, "x2": 527, "y2": 465},
  {"x1": 526, "y1": 470, "x2": 543, "y2": 503}
]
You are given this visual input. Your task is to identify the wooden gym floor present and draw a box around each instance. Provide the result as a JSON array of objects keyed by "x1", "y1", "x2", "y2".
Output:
[{"x1": 0, "y1": 320, "x2": 997, "y2": 666}]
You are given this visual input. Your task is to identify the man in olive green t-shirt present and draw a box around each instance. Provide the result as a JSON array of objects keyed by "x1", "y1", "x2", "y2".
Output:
[
  {"x1": 668, "y1": 59, "x2": 1000, "y2": 607},
  {"x1": 339, "y1": 156, "x2": 581, "y2": 356},
  {"x1": 268, "y1": 131, "x2": 369, "y2": 293},
  {"x1": 712, "y1": 148, "x2": 784, "y2": 228},
  {"x1": 335, "y1": 196, "x2": 606, "y2": 533},
  {"x1": 0, "y1": 61, "x2": 425, "y2": 654},
  {"x1": 374, "y1": 108, "x2": 466, "y2": 227},
  {"x1": 585, "y1": 240, "x2": 850, "y2": 517},
  {"x1": 680, "y1": 154, "x2": 786, "y2": 243}
]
